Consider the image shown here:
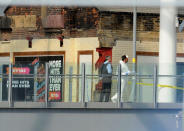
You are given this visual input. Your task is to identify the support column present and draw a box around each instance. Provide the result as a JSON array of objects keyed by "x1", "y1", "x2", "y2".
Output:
[{"x1": 158, "y1": 0, "x2": 177, "y2": 103}]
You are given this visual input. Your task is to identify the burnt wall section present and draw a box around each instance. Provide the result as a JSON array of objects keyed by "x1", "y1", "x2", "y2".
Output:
[{"x1": 1, "y1": 6, "x2": 184, "y2": 47}]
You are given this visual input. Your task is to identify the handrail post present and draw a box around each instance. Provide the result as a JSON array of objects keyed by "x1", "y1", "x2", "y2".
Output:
[
  {"x1": 117, "y1": 64, "x2": 122, "y2": 108},
  {"x1": 130, "y1": 72, "x2": 137, "y2": 102},
  {"x1": 153, "y1": 64, "x2": 158, "y2": 108},
  {"x1": 81, "y1": 63, "x2": 86, "y2": 107},
  {"x1": 45, "y1": 62, "x2": 49, "y2": 108},
  {"x1": 8, "y1": 63, "x2": 13, "y2": 108}
]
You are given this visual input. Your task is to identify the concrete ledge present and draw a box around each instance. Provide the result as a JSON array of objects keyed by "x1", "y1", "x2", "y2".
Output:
[
  {"x1": 122, "y1": 103, "x2": 154, "y2": 109},
  {"x1": 13, "y1": 102, "x2": 45, "y2": 108},
  {"x1": 0, "y1": 102, "x2": 9, "y2": 108},
  {"x1": 0, "y1": 102, "x2": 182, "y2": 109},
  {"x1": 48, "y1": 102, "x2": 84, "y2": 108},
  {"x1": 157, "y1": 103, "x2": 183, "y2": 109},
  {"x1": 86, "y1": 102, "x2": 117, "y2": 109}
]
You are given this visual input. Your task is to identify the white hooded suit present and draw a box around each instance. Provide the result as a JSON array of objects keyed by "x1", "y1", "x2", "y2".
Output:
[{"x1": 111, "y1": 60, "x2": 130, "y2": 102}]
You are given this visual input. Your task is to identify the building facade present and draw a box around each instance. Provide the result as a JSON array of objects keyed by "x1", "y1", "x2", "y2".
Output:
[{"x1": 0, "y1": 6, "x2": 184, "y2": 102}]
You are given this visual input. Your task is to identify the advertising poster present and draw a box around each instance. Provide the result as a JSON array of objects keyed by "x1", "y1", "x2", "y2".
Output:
[
  {"x1": 2, "y1": 65, "x2": 34, "y2": 101},
  {"x1": 15, "y1": 56, "x2": 63, "y2": 102},
  {"x1": 48, "y1": 59, "x2": 63, "y2": 101}
]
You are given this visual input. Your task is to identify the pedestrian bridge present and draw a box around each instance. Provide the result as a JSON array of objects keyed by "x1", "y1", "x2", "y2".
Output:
[
  {"x1": 0, "y1": 63, "x2": 183, "y2": 131},
  {"x1": 0, "y1": 103, "x2": 182, "y2": 131}
]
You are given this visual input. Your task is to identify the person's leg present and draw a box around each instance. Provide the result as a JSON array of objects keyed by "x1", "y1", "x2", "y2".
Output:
[
  {"x1": 121, "y1": 78, "x2": 126, "y2": 102},
  {"x1": 105, "y1": 91, "x2": 110, "y2": 102},
  {"x1": 105, "y1": 83, "x2": 111, "y2": 102},
  {"x1": 109, "y1": 82, "x2": 112, "y2": 101},
  {"x1": 99, "y1": 83, "x2": 105, "y2": 102},
  {"x1": 103, "y1": 83, "x2": 108, "y2": 102}
]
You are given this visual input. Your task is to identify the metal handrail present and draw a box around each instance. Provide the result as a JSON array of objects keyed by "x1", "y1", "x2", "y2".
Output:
[{"x1": 0, "y1": 63, "x2": 182, "y2": 109}]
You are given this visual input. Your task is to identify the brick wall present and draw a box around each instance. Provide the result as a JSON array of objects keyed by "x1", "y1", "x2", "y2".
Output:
[
  {"x1": 2, "y1": 6, "x2": 184, "y2": 48},
  {"x1": 48, "y1": 6, "x2": 64, "y2": 15},
  {"x1": 98, "y1": 12, "x2": 159, "y2": 47},
  {"x1": 112, "y1": 41, "x2": 133, "y2": 66},
  {"x1": 98, "y1": 12, "x2": 184, "y2": 47},
  {"x1": 5, "y1": 6, "x2": 41, "y2": 16},
  {"x1": 112, "y1": 40, "x2": 184, "y2": 67},
  {"x1": 3, "y1": 6, "x2": 99, "y2": 40}
]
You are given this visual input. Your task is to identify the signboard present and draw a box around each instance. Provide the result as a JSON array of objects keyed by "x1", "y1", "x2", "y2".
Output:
[
  {"x1": 2, "y1": 65, "x2": 34, "y2": 101},
  {"x1": 15, "y1": 56, "x2": 64, "y2": 102},
  {"x1": 48, "y1": 60, "x2": 62, "y2": 101}
]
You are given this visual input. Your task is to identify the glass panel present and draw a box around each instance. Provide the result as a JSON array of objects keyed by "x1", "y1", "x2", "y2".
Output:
[
  {"x1": 0, "y1": 65, "x2": 2, "y2": 101},
  {"x1": 84, "y1": 61, "x2": 119, "y2": 103},
  {"x1": 86, "y1": 74, "x2": 118, "y2": 102},
  {"x1": 136, "y1": 63, "x2": 155, "y2": 103},
  {"x1": 76, "y1": 77, "x2": 83, "y2": 102},
  {"x1": 110, "y1": 75, "x2": 118, "y2": 102},
  {"x1": 157, "y1": 75, "x2": 183, "y2": 103},
  {"x1": 1, "y1": 64, "x2": 9, "y2": 101},
  {"x1": 13, "y1": 56, "x2": 64, "y2": 102},
  {"x1": 176, "y1": 76, "x2": 184, "y2": 103},
  {"x1": 157, "y1": 63, "x2": 180, "y2": 103},
  {"x1": 135, "y1": 77, "x2": 154, "y2": 103},
  {"x1": 64, "y1": 76, "x2": 82, "y2": 102},
  {"x1": 34, "y1": 63, "x2": 46, "y2": 102},
  {"x1": 63, "y1": 63, "x2": 82, "y2": 103},
  {"x1": 121, "y1": 75, "x2": 134, "y2": 103},
  {"x1": 91, "y1": 75, "x2": 101, "y2": 102},
  {"x1": 85, "y1": 75, "x2": 93, "y2": 102},
  {"x1": 11, "y1": 63, "x2": 40, "y2": 102}
]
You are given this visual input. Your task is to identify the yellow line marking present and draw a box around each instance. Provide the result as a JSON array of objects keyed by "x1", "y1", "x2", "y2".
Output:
[{"x1": 128, "y1": 81, "x2": 184, "y2": 90}]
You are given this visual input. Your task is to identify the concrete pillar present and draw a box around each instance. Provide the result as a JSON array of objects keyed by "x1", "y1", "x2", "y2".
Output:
[{"x1": 158, "y1": 0, "x2": 177, "y2": 103}]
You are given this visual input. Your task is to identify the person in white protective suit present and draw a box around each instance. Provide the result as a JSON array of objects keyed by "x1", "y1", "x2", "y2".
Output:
[{"x1": 111, "y1": 55, "x2": 130, "y2": 103}]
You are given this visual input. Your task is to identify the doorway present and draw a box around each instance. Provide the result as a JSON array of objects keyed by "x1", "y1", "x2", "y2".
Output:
[{"x1": 78, "y1": 51, "x2": 93, "y2": 102}]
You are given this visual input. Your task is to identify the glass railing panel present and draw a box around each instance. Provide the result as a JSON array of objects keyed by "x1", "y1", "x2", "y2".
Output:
[
  {"x1": 84, "y1": 74, "x2": 94, "y2": 102},
  {"x1": 88, "y1": 74, "x2": 101, "y2": 102},
  {"x1": 65, "y1": 63, "x2": 82, "y2": 103},
  {"x1": 57, "y1": 73, "x2": 82, "y2": 103},
  {"x1": 34, "y1": 68, "x2": 46, "y2": 102},
  {"x1": 175, "y1": 76, "x2": 184, "y2": 103},
  {"x1": 157, "y1": 63, "x2": 183, "y2": 103},
  {"x1": 0, "y1": 64, "x2": 9, "y2": 102},
  {"x1": 134, "y1": 76, "x2": 154, "y2": 103},
  {"x1": 6, "y1": 61, "x2": 184, "y2": 105},
  {"x1": 137, "y1": 63, "x2": 155, "y2": 75},
  {"x1": 11, "y1": 62, "x2": 43, "y2": 102},
  {"x1": 110, "y1": 74, "x2": 118, "y2": 103},
  {"x1": 0, "y1": 66, "x2": 2, "y2": 102},
  {"x1": 85, "y1": 74, "x2": 118, "y2": 102},
  {"x1": 157, "y1": 75, "x2": 183, "y2": 103},
  {"x1": 121, "y1": 75, "x2": 133, "y2": 103}
]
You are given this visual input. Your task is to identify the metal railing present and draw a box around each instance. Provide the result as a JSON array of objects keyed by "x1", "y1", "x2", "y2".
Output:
[{"x1": 0, "y1": 63, "x2": 183, "y2": 109}]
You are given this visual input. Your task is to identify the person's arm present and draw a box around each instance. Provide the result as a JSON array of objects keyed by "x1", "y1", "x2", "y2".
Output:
[
  {"x1": 121, "y1": 64, "x2": 130, "y2": 75},
  {"x1": 106, "y1": 63, "x2": 112, "y2": 74}
]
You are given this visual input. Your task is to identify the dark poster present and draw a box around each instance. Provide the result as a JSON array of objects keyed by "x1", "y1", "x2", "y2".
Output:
[
  {"x1": 2, "y1": 65, "x2": 34, "y2": 101},
  {"x1": 15, "y1": 56, "x2": 63, "y2": 102},
  {"x1": 48, "y1": 59, "x2": 63, "y2": 101}
]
